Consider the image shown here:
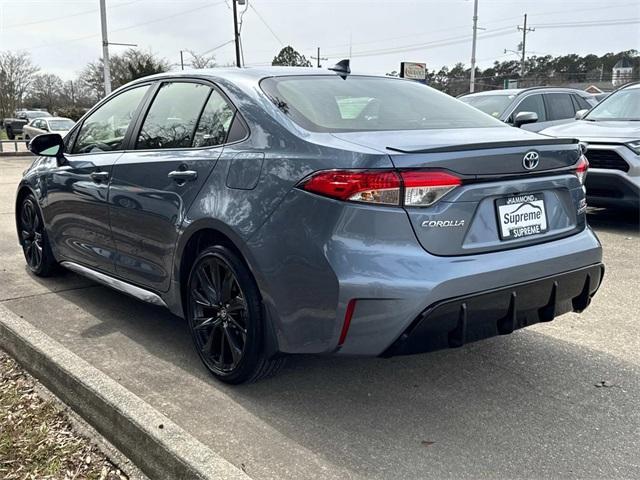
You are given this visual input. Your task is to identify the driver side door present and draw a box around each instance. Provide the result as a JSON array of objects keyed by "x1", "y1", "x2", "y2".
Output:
[{"x1": 43, "y1": 84, "x2": 152, "y2": 274}]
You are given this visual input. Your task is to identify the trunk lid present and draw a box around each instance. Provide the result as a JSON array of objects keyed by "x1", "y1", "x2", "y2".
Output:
[{"x1": 335, "y1": 128, "x2": 585, "y2": 256}]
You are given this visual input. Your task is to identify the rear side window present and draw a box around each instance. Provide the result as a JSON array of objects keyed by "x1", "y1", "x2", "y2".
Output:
[
  {"x1": 510, "y1": 94, "x2": 546, "y2": 122},
  {"x1": 73, "y1": 85, "x2": 149, "y2": 154},
  {"x1": 136, "y1": 82, "x2": 211, "y2": 150},
  {"x1": 193, "y1": 90, "x2": 235, "y2": 147},
  {"x1": 261, "y1": 75, "x2": 505, "y2": 132},
  {"x1": 545, "y1": 93, "x2": 576, "y2": 120},
  {"x1": 572, "y1": 94, "x2": 592, "y2": 111}
]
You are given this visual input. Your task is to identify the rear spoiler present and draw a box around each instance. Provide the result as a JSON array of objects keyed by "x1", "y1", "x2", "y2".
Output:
[{"x1": 387, "y1": 138, "x2": 579, "y2": 154}]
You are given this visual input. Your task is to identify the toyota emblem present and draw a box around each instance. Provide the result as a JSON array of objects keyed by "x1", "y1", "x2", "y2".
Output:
[{"x1": 523, "y1": 151, "x2": 540, "y2": 170}]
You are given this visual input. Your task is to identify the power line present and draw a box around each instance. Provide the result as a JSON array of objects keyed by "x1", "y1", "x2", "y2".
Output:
[
  {"x1": 1, "y1": 0, "x2": 143, "y2": 31},
  {"x1": 249, "y1": 3, "x2": 284, "y2": 46}
]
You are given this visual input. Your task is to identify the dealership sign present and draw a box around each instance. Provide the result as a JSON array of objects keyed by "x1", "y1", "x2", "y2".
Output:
[{"x1": 400, "y1": 62, "x2": 427, "y2": 82}]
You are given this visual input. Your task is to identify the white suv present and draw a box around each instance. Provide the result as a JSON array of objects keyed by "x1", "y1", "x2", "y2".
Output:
[{"x1": 541, "y1": 82, "x2": 640, "y2": 211}]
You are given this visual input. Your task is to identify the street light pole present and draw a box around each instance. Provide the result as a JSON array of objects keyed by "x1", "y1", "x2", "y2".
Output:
[
  {"x1": 232, "y1": 0, "x2": 241, "y2": 68},
  {"x1": 469, "y1": 0, "x2": 479, "y2": 93},
  {"x1": 99, "y1": 0, "x2": 112, "y2": 95}
]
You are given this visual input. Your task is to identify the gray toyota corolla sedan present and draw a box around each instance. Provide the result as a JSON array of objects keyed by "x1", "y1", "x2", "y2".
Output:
[{"x1": 16, "y1": 65, "x2": 604, "y2": 383}]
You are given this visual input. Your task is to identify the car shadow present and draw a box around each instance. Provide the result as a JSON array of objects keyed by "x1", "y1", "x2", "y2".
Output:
[{"x1": 587, "y1": 207, "x2": 639, "y2": 234}]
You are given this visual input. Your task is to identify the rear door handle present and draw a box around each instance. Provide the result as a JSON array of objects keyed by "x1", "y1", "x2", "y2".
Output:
[
  {"x1": 90, "y1": 171, "x2": 109, "y2": 183},
  {"x1": 168, "y1": 169, "x2": 198, "y2": 182}
]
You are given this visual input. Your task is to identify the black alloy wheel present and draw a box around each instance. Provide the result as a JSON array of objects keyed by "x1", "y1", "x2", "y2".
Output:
[
  {"x1": 18, "y1": 194, "x2": 57, "y2": 276},
  {"x1": 186, "y1": 245, "x2": 285, "y2": 384}
]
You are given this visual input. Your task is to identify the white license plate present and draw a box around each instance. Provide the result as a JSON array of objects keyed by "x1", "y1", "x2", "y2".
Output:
[{"x1": 496, "y1": 193, "x2": 548, "y2": 240}]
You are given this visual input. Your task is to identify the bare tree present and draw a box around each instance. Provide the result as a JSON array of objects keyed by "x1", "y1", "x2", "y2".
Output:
[
  {"x1": 0, "y1": 50, "x2": 39, "y2": 118},
  {"x1": 79, "y1": 49, "x2": 170, "y2": 99},
  {"x1": 185, "y1": 50, "x2": 217, "y2": 69},
  {"x1": 24, "y1": 73, "x2": 63, "y2": 112}
]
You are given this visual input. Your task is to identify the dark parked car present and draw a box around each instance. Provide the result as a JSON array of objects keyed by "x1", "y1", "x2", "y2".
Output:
[
  {"x1": 3, "y1": 110, "x2": 52, "y2": 139},
  {"x1": 16, "y1": 67, "x2": 603, "y2": 383},
  {"x1": 459, "y1": 87, "x2": 598, "y2": 132}
]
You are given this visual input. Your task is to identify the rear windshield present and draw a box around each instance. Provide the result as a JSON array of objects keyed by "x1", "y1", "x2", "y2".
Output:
[
  {"x1": 260, "y1": 75, "x2": 504, "y2": 132},
  {"x1": 458, "y1": 94, "x2": 515, "y2": 118}
]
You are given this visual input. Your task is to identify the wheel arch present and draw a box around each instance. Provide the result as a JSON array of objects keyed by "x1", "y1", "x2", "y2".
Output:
[
  {"x1": 14, "y1": 184, "x2": 38, "y2": 242},
  {"x1": 173, "y1": 220, "x2": 281, "y2": 357}
]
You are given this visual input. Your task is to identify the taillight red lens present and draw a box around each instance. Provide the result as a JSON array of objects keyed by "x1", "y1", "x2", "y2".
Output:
[
  {"x1": 575, "y1": 154, "x2": 589, "y2": 185},
  {"x1": 298, "y1": 170, "x2": 401, "y2": 205},
  {"x1": 401, "y1": 171, "x2": 462, "y2": 207},
  {"x1": 298, "y1": 169, "x2": 461, "y2": 207}
]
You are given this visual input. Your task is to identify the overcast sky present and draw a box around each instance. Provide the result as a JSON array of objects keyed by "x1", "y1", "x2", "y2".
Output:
[{"x1": 0, "y1": 0, "x2": 638, "y2": 80}]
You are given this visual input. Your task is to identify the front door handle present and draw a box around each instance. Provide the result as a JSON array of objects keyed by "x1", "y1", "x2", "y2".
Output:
[
  {"x1": 90, "y1": 171, "x2": 109, "y2": 183},
  {"x1": 168, "y1": 169, "x2": 198, "y2": 183}
]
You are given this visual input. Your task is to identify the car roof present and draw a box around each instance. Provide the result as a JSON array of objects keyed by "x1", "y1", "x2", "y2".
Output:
[
  {"x1": 461, "y1": 86, "x2": 593, "y2": 98},
  {"x1": 619, "y1": 81, "x2": 640, "y2": 90},
  {"x1": 44, "y1": 117, "x2": 73, "y2": 121}
]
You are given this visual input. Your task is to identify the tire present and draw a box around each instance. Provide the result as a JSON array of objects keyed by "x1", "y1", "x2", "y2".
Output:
[
  {"x1": 24, "y1": 135, "x2": 30, "y2": 147},
  {"x1": 18, "y1": 194, "x2": 58, "y2": 277},
  {"x1": 186, "y1": 245, "x2": 285, "y2": 384},
  {"x1": 6, "y1": 127, "x2": 15, "y2": 140}
]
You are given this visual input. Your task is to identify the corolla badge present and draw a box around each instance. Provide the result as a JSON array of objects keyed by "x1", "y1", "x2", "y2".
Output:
[{"x1": 522, "y1": 151, "x2": 540, "y2": 170}]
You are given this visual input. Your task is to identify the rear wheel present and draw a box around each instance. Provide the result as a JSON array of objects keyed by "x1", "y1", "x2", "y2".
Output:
[
  {"x1": 6, "y1": 127, "x2": 15, "y2": 140},
  {"x1": 186, "y1": 245, "x2": 285, "y2": 384},
  {"x1": 24, "y1": 134, "x2": 30, "y2": 147},
  {"x1": 18, "y1": 194, "x2": 58, "y2": 276}
]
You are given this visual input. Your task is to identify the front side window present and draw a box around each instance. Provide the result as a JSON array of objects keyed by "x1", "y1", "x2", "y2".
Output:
[
  {"x1": 261, "y1": 75, "x2": 505, "y2": 132},
  {"x1": 585, "y1": 87, "x2": 640, "y2": 121},
  {"x1": 73, "y1": 85, "x2": 149, "y2": 154},
  {"x1": 545, "y1": 93, "x2": 576, "y2": 120},
  {"x1": 136, "y1": 82, "x2": 211, "y2": 149},
  {"x1": 193, "y1": 90, "x2": 235, "y2": 147},
  {"x1": 511, "y1": 94, "x2": 546, "y2": 123}
]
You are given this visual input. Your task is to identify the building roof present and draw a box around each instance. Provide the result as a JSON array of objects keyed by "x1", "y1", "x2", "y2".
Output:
[{"x1": 613, "y1": 57, "x2": 633, "y2": 69}]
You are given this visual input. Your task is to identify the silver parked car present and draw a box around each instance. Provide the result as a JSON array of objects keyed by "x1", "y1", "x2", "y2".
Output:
[
  {"x1": 459, "y1": 87, "x2": 598, "y2": 132},
  {"x1": 540, "y1": 82, "x2": 639, "y2": 211},
  {"x1": 23, "y1": 117, "x2": 75, "y2": 144}
]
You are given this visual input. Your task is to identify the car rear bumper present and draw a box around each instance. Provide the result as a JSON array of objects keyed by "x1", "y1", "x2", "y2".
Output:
[
  {"x1": 586, "y1": 169, "x2": 640, "y2": 210},
  {"x1": 382, "y1": 263, "x2": 604, "y2": 357}
]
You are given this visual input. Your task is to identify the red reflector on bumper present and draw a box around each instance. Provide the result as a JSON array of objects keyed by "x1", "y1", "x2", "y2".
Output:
[{"x1": 338, "y1": 299, "x2": 357, "y2": 346}]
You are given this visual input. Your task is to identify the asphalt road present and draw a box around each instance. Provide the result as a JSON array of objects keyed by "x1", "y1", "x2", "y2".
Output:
[{"x1": 1, "y1": 157, "x2": 639, "y2": 479}]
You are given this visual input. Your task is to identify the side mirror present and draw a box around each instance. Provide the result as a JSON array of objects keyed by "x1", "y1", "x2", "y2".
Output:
[
  {"x1": 575, "y1": 109, "x2": 589, "y2": 120},
  {"x1": 28, "y1": 133, "x2": 65, "y2": 160},
  {"x1": 513, "y1": 111, "x2": 539, "y2": 128}
]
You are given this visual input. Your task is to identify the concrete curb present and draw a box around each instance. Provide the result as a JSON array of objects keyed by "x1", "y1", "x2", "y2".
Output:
[{"x1": 0, "y1": 304, "x2": 250, "y2": 480}]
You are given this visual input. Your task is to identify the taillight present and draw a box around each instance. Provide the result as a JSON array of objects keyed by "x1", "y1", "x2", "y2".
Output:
[
  {"x1": 401, "y1": 171, "x2": 462, "y2": 207},
  {"x1": 575, "y1": 155, "x2": 588, "y2": 185},
  {"x1": 298, "y1": 170, "x2": 401, "y2": 205},
  {"x1": 297, "y1": 169, "x2": 461, "y2": 207}
]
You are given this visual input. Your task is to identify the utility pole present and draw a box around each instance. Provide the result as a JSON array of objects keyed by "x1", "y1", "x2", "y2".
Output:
[
  {"x1": 232, "y1": 0, "x2": 241, "y2": 67},
  {"x1": 180, "y1": 50, "x2": 184, "y2": 70},
  {"x1": 311, "y1": 47, "x2": 328, "y2": 68},
  {"x1": 99, "y1": 0, "x2": 112, "y2": 95},
  {"x1": 469, "y1": 0, "x2": 479, "y2": 93},
  {"x1": 517, "y1": 13, "x2": 535, "y2": 78}
]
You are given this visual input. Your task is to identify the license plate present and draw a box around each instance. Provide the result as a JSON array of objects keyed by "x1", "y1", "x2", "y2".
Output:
[{"x1": 496, "y1": 193, "x2": 548, "y2": 240}]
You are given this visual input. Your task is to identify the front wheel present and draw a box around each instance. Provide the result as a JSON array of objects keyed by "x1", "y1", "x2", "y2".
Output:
[
  {"x1": 18, "y1": 194, "x2": 58, "y2": 276},
  {"x1": 186, "y1": 245, "x2": 285, "y2": 384},
  {"x1": 24, "y1": 135, "x2": 30, "y2": 147},
  {"x1": 6, "y1": 127, "x2": 15, "y2": 140}
]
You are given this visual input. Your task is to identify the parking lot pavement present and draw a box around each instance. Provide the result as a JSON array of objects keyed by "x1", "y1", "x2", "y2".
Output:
[{"x1": 1, "y1": 156, "x2": 639, "y2": 479}]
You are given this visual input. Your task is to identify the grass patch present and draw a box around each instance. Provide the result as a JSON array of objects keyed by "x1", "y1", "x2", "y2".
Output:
[{"x1": 0, "y1": 351, "x2": 129, "y2": 479}]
